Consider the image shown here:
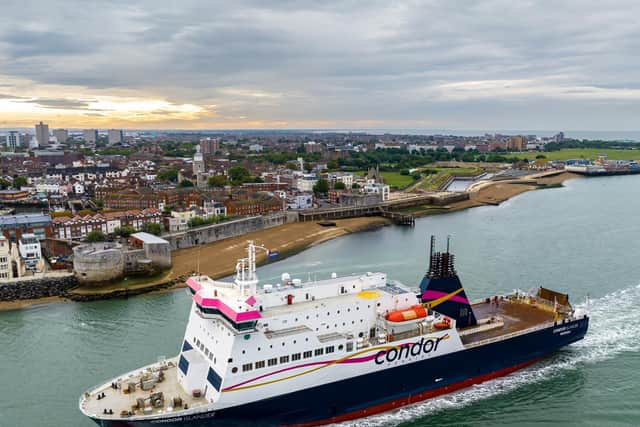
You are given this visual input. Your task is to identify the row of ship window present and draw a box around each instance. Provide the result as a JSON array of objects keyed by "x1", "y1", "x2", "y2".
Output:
[
  {"x1": 234, "y1": 345, "x2": 338, "y2": 373},
  {"x1": 194, "y1": 336, "x2": 216, "y2": 363}
]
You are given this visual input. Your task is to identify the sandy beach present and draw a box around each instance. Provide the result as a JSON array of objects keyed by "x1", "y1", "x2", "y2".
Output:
[{"x1": 0, "y1": 171, "x2": 580, "y2": 312}]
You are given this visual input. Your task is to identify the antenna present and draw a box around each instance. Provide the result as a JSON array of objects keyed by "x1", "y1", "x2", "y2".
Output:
[
  {"x1": 429, "y1": 235, "x2": 435, "y2": 259},
  {"x1": 196, "y1": 246, "x2": 201, "y2": 275},
  {"x1": 446, "y1": 235, "x2": 451, "y2": 253}
]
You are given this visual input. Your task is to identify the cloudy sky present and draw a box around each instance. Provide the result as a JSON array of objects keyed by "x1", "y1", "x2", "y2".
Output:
[{"x1": 0, "y1": 0, "x2": 639, "y2": 130}]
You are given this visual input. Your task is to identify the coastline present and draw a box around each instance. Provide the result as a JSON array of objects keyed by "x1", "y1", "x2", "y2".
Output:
[
  {"x1": 0, "y1": 217, "x2": 391, "y2": 311},
  {"x1": 0, "y1": 171, "x2": 580, "y2": 312}
]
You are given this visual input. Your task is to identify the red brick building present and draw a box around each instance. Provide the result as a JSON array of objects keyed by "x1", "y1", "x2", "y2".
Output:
[
  {"x1": 0, "y1": 214, "x2": 52, "y2": 242},
  {"x1": 97, "y1": 188, "x2": 202, "y2": 210},
  {"x1": 241, "y1": 182, "x2": 290, "y2": 192},
  {"x1": 224, "y1": 193, "x2": 284, "y2": 216}
]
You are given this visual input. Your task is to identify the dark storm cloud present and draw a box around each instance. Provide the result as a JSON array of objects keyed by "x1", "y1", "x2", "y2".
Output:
[
  {"x1": 2, "y1": 29, "x2": 93, "y2": 58},
  {"x1": 0, "y1": 0, "x2": 639, "y2": 129}
]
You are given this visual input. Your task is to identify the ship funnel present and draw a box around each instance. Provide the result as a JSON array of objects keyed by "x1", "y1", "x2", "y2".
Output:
[{"x1": 419, "y1": 236, "x2": 477, "y2": 328}]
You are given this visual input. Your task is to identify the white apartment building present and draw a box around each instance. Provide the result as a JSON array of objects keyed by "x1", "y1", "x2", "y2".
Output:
[
  {"x1": 18, "y1": 233, "x2": 42, "y2": 271},
  {"x1": 35, "y1": 121, "x2": 49, "y2": 147},
  {"x1": 6, "y1": 131, "x2": 20, "y2": 149},
  {"x1": 0, "y1": 236, "x2": 13, "y2": 279},
  {"x1": 108, "y1": 129, "x2": 124, "y2": 145},
  {"x1": 296, "y1": 175, "x2": 318, "y2": 192},
  {"x1": 53, "y1": 129, "x2": 69, "y2": 143},
  {"x1": 327, "y1": 172, "x2": 354, "y2": 189},
  {"x1": 363, "y1": 182, "x2": 390, "y2": 201},
  {"x1": 83, "y1": 129, "x2": 98, "y2": 143}
]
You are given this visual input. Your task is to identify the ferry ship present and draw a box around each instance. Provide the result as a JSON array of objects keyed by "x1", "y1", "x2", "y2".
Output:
[{"x1": 79, "y1": 238, "x2": 589, "y2": 426}]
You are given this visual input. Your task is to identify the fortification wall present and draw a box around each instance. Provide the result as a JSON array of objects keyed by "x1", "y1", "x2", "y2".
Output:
[
  {"x1": 165, "y1": 212, "x2": 295, "y2": 250},
  {"x1": 73, "y1": 243, "x2": 124, "y2": 284}
]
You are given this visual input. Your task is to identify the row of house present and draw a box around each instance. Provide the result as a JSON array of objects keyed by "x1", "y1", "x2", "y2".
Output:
[{"x1": 51, "y1": 209, "x2": 162, "y2": 240}]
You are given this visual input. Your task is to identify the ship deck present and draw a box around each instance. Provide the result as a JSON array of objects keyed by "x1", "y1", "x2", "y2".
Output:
[
  {"x1": 460, "y1": 298, "x2": 556, "y2": 345},
  {"x1": 80, "y1": 358, "x2": 207, "y2": 421}
]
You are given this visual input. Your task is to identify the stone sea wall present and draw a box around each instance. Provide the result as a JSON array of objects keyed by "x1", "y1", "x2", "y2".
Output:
[
  {"x1": 164, "y1": 211, "x2": 297, "y2": 250},
  {"x1": 0, "y1": 274, "x2": 78, "y2": 301}
]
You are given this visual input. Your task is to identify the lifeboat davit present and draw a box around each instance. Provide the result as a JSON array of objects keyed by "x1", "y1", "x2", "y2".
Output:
[{"x1": 386, "y1": 305, "x2": 427, "y2": 322}]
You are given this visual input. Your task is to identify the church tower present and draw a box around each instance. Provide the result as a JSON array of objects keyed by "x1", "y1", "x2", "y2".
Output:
[{"x1": 193, "y1": 146, "x2": 205, "y2": 187}]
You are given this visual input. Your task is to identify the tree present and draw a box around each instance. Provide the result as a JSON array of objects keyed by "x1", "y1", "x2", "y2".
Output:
[
  {"x1": 313, "y1": 178, "x2": 329, "y2": 195},
  {"x1": 327, "y1": 160, "x2": 339, "y2": 170},
  {"x1": 178, "y1": 179, "x2": 194, "y2": 188},
  {"x1": 143, "y1": 222, "x2": 162, "y2": 236},
  {"x1": 12, "y1": 176, "x2": 27, "y2": 188},
  {"x1": 400, "y1": 169, "x2": 410, "y2": 176},
  {"x1": 536, "y1": 154, "x2": 547, "y2": 159},
  {"x1": 411, "y1": 172, "x2": 422, "y2": 181},
  {"x1": 157, "y1": 168, "x2": 179, "y2": 182},
  {"x1": 247, "y1": 176, "x2": 264, "y2": 183},
  {"x1": 304, "y1": 163, "x2": 314, "y2": 173},
  {"x1": 286, "y1": 162, "x2": 299, "y2": 171},
  {"x1": 0, "y1": 178, "x2": 10, "y2": 190},
  {"x1": 228, "y1": 166, "x2": 251, "y2": 185},
  {"x1": 208, "y1": 175, "x2": 228, "y2": 187},
  {"x1": 86, "y1": 230, "x2": 106, "y2": 242},
  {"x1": 334, "y1": 181, "x2": 346, "y2": 190},
  {"x1": 114, "y1": 226, "x2": 135, "y2": 238}
]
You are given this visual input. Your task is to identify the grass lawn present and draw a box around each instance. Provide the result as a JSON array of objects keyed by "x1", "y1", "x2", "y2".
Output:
[
  {"x1": 416, "y1": 167, "x2": 482, "y2": 191},
  {"x1": 513, "y1": 148, "x2": 640, "y2": 161},
  {"x1": 354, "y1": 170, "x2": 415, "y2": 188}
]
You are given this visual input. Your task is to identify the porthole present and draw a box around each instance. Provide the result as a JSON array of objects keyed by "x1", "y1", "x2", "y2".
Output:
[{"x1": 232, "y1": 367, "x2": 238, "y2": 373}]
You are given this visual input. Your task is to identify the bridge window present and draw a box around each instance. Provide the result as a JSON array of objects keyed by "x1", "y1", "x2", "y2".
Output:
[
  {"x1": 242, "y1": 363, "x2": 253, "y2": 372},
  {"x1": 303, "y1": 351, "x2": 312, "y2": 359},
  {"x1": 314, "y1": 348, "x2": 324, "y2": 356},
  {"x1": 292, "y1": 353, "x2": 301, "y2": 361},
  {"x1": 280, "y1": 355, "x2": 289, "y2": 364},
  {"x1": 255, "y1": 361, "x2": 265, "y2": 369},
  {"x1": 268, "y1": 358, "x2": 277, "y2": 367},
  {"x1": 326, "y1": 346, "x2": 335, "y2": 354}
]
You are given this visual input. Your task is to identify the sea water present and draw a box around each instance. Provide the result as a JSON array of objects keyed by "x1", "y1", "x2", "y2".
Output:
[{"x1": 1, "y1": 175, "x2": 640, "y2": 426}]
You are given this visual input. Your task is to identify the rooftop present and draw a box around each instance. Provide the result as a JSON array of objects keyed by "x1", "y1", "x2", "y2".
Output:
[
  {"x1": 131, "y1": 232, "x2": 169, "y2": 245},
  {"x1": 0, "y1": 214, "x2": 51, "y2": 228}
]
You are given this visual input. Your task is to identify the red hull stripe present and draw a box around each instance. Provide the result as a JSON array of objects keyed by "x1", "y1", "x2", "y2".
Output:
[{"x1": 287, "y1": 356, "x2": 544, "y2": 427}]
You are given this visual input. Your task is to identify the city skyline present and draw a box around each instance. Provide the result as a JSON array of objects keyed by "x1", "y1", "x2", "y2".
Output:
[{"x1": 1, "y1": 1, "x2": 639, "y2": 130}]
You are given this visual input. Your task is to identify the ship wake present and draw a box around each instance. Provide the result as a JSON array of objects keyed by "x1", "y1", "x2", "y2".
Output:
[{"x1": 333, "y1": 284, "x2": 640, "y2": 427}]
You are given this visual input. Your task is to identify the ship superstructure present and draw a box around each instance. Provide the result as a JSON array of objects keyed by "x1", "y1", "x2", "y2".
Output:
[{"x1": 80, "y1": 238, "x2": 589, "y2": 427}]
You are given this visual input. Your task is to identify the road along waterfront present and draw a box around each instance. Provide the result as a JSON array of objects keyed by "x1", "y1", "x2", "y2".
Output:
[{"x1": 1, "y1": 175, "x2": 640, "y2": 427}]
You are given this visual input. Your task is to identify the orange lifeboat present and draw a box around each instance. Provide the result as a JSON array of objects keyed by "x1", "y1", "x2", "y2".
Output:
[
  {"x1": 386, "y1": 305, "x2": 427, "y2": 322},
  {"x1": 434, "y1": 317, "x2": 451, "y2": 329}
]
